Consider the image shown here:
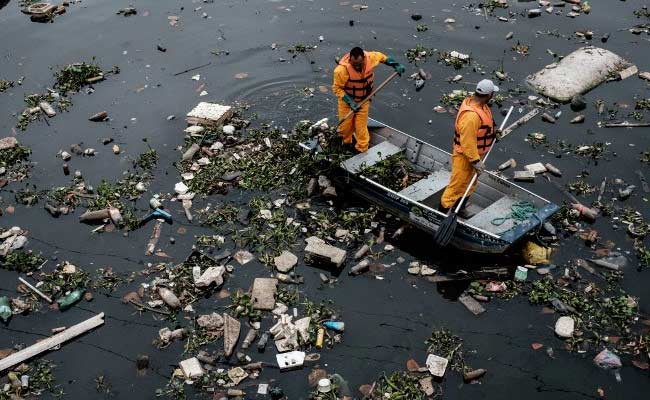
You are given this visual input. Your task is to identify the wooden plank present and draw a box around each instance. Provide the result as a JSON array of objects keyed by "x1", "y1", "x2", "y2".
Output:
[
  {"x1": 0, "y1": 313, "x2": 104, "y2": 372},
  {"x1": 458, "y1": 294, "x2": 486, "y2": 315},
  {"x1": 251, "y1": 278, "x2": 278, "y2": 311}
]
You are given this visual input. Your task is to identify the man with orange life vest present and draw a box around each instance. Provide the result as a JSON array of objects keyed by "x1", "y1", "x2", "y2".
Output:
[
  {"x1": 332, "y1": 47, "x2": 405, "y2": 153},
  {"x1": 439, "y1": 79, "x2": 499, "y2": 214}
]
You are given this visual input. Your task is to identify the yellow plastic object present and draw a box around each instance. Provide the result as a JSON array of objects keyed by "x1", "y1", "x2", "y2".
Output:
[
  {"x1": 522, "y1": 241, "x2": 552, "y2": 265},
  {"x1": 315, "y1": 328, "x2": 325, "y2": 349}
]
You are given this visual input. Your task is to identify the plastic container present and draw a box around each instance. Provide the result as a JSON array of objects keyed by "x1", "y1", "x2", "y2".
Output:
[
  {"x1": 257, "y1": 332, "x2": 269, "y2": 352},
  {"x1": 317, "y1": 378, "x2": 332, "y2": 393},
  {"x1": 514, "y1": 266, "x2": 528, "y2": 281}
]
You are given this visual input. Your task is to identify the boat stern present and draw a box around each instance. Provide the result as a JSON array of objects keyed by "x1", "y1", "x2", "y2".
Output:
[{"x1": 500, "y1": 202, "x2": 560, "y2": 244}]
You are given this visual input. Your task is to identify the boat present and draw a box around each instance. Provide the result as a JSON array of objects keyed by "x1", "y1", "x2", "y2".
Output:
[{"x1": 326, "y1": 118, "x2": 559, "y2": 254}]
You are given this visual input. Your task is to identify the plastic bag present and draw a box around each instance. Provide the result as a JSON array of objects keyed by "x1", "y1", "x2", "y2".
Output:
[
  {"x1": 522, "y1": 241, "x2": 552, "y2": 265},
  {"x1": 594, "y1": 349, "x2": 622, "y2": 370}
]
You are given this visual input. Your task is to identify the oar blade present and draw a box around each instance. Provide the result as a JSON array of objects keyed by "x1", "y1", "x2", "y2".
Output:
[{"x1": 434, "y1": 213, "x2": 457, "y2": 247}]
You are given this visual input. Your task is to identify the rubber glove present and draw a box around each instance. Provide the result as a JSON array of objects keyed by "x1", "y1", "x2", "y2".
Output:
[
  {"x1": 385, "y1": 56, "x2": 405, "y2": 75},
  {"x1": 342, "y1": 94, "x2": 360, "y2": 112},
  {"x1": 472, "y1": 160, "x2": 485, "y2": 175}
]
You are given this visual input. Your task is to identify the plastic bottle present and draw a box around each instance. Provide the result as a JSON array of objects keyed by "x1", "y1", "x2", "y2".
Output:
[
  {"x1": 571, "y1": 203, "x2": 598, "y2": 221},
  {"x1": 257, "y1": 332, "x2": 269, "y2": 352},
  {"x1": 323, "y1": 320, "x2": 345, "y2": 332},
  {"x1": 0, "y1": 296, "x2": 12, "y2": 322},
  {"x1": 242, "y1": 328, "x2": 258, "y2": 349},
  {"x1": 57, "y1": 289, "x2": 85, "y2": 310}
]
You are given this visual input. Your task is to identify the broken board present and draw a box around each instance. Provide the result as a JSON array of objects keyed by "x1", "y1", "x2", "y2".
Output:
[
  {"x1": 526, "y1": 46, "x2": 634, "y2": 102},
  {"x1": 0, "y1": 313, "x2": 105, "y2": 372},
  {"x1": 251, "y1": 278, "x2": 278, "y2": 310},
  {"x1": 223, "y1": 313, "x2": 241, "y2": 357}
]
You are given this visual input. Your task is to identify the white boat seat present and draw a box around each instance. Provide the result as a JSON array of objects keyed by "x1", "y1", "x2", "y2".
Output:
[
  {"x1": 465, "y1": 195, "x2": 520, "y2": 234},
  {"x1": 398, "y1": 169, "x2": 451, "y2": 201},
  {"x1": 341, "y1": 141, "x2": 403, "y2": 174}
]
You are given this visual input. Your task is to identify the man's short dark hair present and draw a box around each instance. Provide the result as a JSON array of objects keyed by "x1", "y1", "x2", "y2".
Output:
[
  {"x1": 474, "y1": 92, "x2": 491, "y2": 99},
  {"x1": 350, "y1": 47, "x2": 364, "y2": 59}
]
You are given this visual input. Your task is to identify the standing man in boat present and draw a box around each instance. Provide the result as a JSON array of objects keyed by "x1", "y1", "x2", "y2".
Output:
[
  {"x1": 439, "y1": 79, "x2": 499, "y2": 215},
  {"x1": 332, "y1": 47, "x2": 405, "y2": 153}
]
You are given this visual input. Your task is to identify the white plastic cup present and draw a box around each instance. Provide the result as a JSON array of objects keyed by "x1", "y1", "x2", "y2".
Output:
[{"x1": 317, "y1": 378, "x2": 332, "y2": 393}]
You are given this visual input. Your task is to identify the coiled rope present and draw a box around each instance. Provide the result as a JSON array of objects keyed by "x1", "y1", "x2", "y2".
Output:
[{"x1": 491, "y1": 201, "x2": 537, "y2": 226}]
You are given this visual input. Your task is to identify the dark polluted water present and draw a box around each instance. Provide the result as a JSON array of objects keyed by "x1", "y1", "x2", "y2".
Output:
[{"x1": 1, "y1": 0, "x2": 650, "y2": 399}]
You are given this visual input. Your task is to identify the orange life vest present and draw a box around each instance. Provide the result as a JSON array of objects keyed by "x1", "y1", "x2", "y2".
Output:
[
  {"x1": 453, "y1": 97, "x2": 496, "y2": 156},
  {"x1": 338, "y1": 51, "x2": 375, "y2": 101}
]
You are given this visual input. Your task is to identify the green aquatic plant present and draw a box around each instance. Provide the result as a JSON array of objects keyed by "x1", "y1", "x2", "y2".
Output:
[
  {"x1": 375, "y1": 371, "x2": 424, "y2": 400},
  {"x1": 230, "y1": 290, "x2": 262, "y2": 320},
  {"x1": 53, "y1": 61, "x2": 103, "y2": 94},
  {"x1": 425, "y1": 328, "x2": 470, "y2": 372},
  {"x1": 0, "y1": 144, "x2": 31, "y2": 168},
  {"x1": 440, "y1": 89, "x2": 468, "y2": 107},
  {"x1": 405, "y1": 44, "x2": 434, "y2": 63},
  {"x1": 0, "y1": 80, "x2": 14, "y2": 93},
  {"x1": 1, "y1": 251, "x2": 44, "y2": 273},
  {"x1": 358, "y1": 152, "x2": 423, "y2": 192},
  {"x1": 635, "y1": 241, "x2": 650, "y2": 270},
  {"x1": 38, "y1": 264, "x2": 91, "y2": 296},
  {"x1": 136, "y1": 148, "x2": 159, "y2": 170}
]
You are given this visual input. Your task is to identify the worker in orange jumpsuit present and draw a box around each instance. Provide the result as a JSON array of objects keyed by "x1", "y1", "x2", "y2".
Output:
[
  {"x1": 439, "y1": 79, "x2": 499, "y2": 214},
  {"x1": 332, "y1": 47, "x2": 405, "y2": 153}
]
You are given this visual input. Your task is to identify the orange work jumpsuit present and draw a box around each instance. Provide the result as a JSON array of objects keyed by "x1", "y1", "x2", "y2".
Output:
[
  {"x1": 332, "y1": 51, "x2": 387, "y2": 152},
  {"x1": 440, "y1": 97, "x2": 496, "y2": 210}
]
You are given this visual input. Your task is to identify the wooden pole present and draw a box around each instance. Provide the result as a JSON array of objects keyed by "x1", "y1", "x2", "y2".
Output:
[
  {"x1": 499, "y1": 108, "x2": 540, "y2": 139},
  {"x1": 18, "y1": 277, "x2": 53, "y2": 303},
  {"x1": 336, "y1": 71, "x2": 400, "y2": 129}
]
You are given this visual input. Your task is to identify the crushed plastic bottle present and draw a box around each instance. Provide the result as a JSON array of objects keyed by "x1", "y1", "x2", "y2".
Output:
[
  {"x1": 57, "y1": 289, "x2": 85, "y2": 310},
  {"x1": 0, "y1": 296, "x2": 12, "y2": 322}
]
